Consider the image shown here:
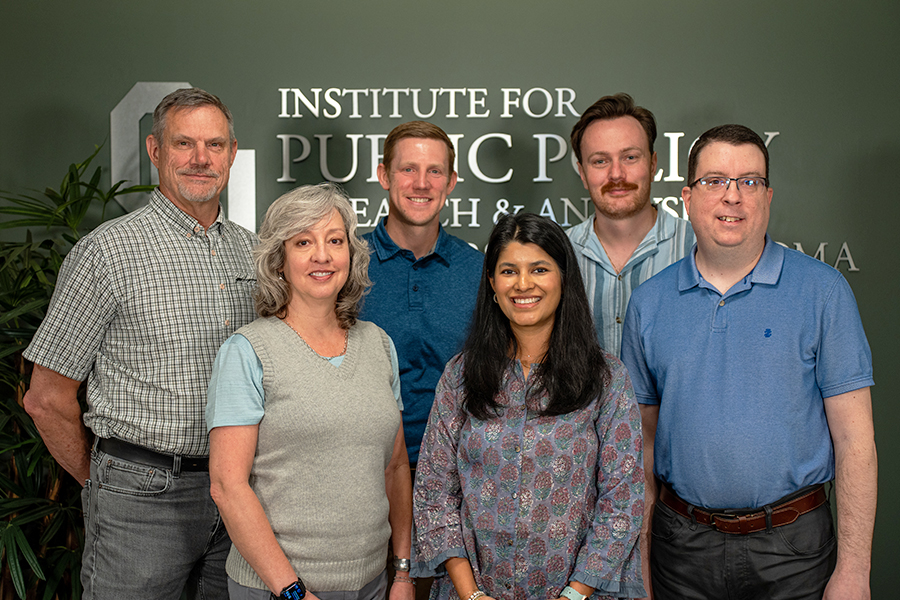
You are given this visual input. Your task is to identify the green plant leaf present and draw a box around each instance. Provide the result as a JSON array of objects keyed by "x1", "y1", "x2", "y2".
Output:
[
  {"x1": 2, "y1": 524, "x2": 28, "y2": 599},
  {"x1": 0, "y1": 298, "x2": 49, "y2": 327},
  {"x1": 12, "y1": 523, "x2": 46, "y2": 579}
]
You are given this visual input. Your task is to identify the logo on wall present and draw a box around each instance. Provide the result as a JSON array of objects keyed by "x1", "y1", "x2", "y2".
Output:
[
  {"x1": 110, "y1": 82, "x2": 859, "y2": 271},
  {"x1": 110, "y1": 82, "x2": 259, "y2": 230}
]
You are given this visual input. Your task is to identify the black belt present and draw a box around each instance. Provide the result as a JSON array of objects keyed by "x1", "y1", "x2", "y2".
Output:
[{"x1": 97, "y1": 438, "x2": 209, "y2": 472}]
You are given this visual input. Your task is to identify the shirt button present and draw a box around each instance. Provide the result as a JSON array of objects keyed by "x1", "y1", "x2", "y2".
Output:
[
  {"x1": 185, "y1": 233, "x2": 192, "y2": 238},
  {"x1": 617, "y1": 274, "x2": 623, "y2": 281},
  {"x1": 194, "y1": 225, "x2": 201, "y2": 233},
  {"x1": 211, "y1": 249, "x2": 216, "y2": 256},
  {"x1": 719, "y1": 300, "x2": 725, "y2": 306},
  {"x1": 219, "y1": 283, "x2": 225, "y2": 290},
  {"x1": 224, "y1": 319, "x2": 230, "y2": 326},
  {"x1": 514, "y1": 446, "x2": 521, "y2": 452},
  {"x1": 512, "y1": 492, "x2": 518, "y2": 499},
  {"x1": 615, "y1": 316, "x2": 622, "y2": 324},
  {"x1": 412, "y1": 285, "x2": 419, "y2": 292}
]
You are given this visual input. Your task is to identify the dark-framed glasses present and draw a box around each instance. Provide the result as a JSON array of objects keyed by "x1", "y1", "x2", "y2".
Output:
[{"x1": 689, "y1": 176, "x2": 769, "y2": 193}]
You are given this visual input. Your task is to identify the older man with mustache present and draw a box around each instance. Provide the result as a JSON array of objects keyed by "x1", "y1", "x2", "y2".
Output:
[
  {"x1": 566, "y1": 93, "x2": 695, "y2": 358},
  {"x1": 23, "y1": 88, "x2": 256, "y2": 599}
]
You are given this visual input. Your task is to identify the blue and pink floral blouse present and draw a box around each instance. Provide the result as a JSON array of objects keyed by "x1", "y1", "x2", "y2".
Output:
[{"x1": 413, "y1": 353, "x2": 645, "y2": 600}]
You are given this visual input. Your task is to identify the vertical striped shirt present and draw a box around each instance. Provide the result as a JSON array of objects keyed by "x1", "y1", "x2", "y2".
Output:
[
  {"x1": 566, "y1": 207, "x2": 695, "y2": 357},
  {"x1": 24, "y1": 189, "x2": 257, "y2": 456}
]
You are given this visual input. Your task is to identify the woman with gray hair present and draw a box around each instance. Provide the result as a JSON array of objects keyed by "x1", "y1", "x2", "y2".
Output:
[{"x1": 206, "y1": 183, "x2": 414, "y2": 600}]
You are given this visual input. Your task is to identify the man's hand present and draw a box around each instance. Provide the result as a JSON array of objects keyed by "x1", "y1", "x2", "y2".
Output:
[{"x1": 823, "y1": 568, "x2": 870, "y2": 600}]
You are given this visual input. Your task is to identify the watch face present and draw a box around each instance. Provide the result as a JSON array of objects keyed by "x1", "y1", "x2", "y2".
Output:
[{"x1": 281, "y1": 580, "x2": 306, "y2": 600}]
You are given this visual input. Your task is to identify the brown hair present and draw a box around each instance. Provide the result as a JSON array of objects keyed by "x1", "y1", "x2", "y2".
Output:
[
  {"x1": 570, "y1": 93, "x2": 657, "y2": 163},
  {"x1": 381, "y1": 121, "x2": 455, "y2": 175},
  {"x1": 687, "y1": 124, "x2": 769, "y2": 185}
]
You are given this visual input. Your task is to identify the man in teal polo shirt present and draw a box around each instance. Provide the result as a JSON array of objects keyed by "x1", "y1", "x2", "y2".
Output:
[
  {"x1": 360, "y1": 121, "x2": 483, "y2": 467},
  {"x1": 622, "y1": 124, "x2": 876, "y2": 600}
]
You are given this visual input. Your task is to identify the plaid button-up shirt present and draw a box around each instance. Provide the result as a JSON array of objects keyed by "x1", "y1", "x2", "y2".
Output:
[{"x1": 25, "y1": 189, "x2": 257, "y2": 456}]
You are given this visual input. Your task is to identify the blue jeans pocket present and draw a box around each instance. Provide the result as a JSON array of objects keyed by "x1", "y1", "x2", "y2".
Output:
[{"x1": 96, "y1": 455, "x2": 171, "y2": 496}]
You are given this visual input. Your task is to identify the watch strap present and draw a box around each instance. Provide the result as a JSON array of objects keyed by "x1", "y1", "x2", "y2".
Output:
[
  {"x1": 560, "y1": 586, "x2": 588, "y2": 600},
  {"x1": 272, "y1": 578, "x2": 306, "y2": 600}
]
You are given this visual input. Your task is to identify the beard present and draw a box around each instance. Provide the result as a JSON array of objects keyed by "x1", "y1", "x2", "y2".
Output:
[{"x1": 176, "y1": 168, "x2": 222, "y2": 203}]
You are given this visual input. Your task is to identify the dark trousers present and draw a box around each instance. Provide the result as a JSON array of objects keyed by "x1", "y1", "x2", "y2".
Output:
[{"x1": 650, "y1": 499, "x2": 837, "y2": 600}]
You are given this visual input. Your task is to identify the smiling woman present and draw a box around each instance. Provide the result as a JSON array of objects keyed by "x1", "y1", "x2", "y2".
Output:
[
  {"x1": 490, "y1": 240, "x2": 562, "y2": 359},
  {"x1": 205, "y1": 183, "x2": 414, "y2": 600},
  {"x1": 412, "y1": 213, "x2": 646, "y2": 600}
]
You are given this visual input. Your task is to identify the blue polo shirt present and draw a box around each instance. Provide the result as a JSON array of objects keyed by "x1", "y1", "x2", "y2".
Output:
[
  {"x1": 360, "y1": 219, "x2": 483, "y2": 463},
  {"x1": 621, "y1": 236, "x2": 873, "y2": 509}
]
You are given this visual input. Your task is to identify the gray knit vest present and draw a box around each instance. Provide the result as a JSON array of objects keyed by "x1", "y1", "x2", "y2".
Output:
[{"x1": 226, "y1": 317, "x2": 400, "y2": 592}]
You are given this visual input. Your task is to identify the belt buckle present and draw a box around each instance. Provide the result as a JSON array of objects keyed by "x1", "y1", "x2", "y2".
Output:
[{"x1": 707, "y1": 511, "x2": 736, "y2": 532}]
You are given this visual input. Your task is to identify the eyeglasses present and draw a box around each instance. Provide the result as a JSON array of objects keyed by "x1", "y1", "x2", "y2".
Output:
[{"x1": 689, "y1": 176, "x2": 769, "y2": 193}]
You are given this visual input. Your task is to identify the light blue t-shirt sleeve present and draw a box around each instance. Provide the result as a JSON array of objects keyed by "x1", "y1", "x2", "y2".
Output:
[
  {"x1": 389, "y1": 336, "x2": 402, "y2": 411},
  {"x1": 206, "y1": 334, "x2": 265, "y2": 430}
]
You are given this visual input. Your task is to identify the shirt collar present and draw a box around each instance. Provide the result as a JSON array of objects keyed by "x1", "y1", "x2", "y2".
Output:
[
  {"x1": 150, "y1": 188, "x2": 225, "y2": 235},
  {"x1": 678, "y1": 234, "x2": 782, "y2": 292},
  {"x1": 580, "y1": 206, "x2": 671, "y2": 271},
  {"x1": 369, "y1": 217, "x2": 453, "y2": 264}
]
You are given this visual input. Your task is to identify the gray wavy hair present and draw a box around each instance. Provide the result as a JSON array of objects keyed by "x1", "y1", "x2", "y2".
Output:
[{"x1": 254, "y1": 183, "x2": 371, "y2": 328}]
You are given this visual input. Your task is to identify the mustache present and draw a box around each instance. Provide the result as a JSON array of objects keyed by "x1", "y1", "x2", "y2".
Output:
[
  {"x1": 601, "y1": 181, "x2": 639, "y2": 194},
  {"x1": 177, "y1": 168, "x2": 220, "y2": 178}
]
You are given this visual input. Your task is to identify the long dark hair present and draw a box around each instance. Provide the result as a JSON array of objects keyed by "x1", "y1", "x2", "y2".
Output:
[{"x1": 461, "y1": 213, "x2": 609, "y2": 420}]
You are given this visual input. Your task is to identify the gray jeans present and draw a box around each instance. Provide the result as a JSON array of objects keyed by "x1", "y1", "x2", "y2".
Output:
[
  {"x1": 81, "y1": 447, "x2": 230, "y2": 599},
  {"x1": 228, "y1": 570, "x2": 388, "y2": 600}
]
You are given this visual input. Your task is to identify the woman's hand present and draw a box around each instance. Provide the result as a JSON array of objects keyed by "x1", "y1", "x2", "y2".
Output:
[{"x1": 388, "y1": 578, "x2": 415, "y2": 600}]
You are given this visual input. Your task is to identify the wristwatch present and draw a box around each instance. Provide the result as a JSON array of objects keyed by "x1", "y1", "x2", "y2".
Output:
[
  {"x1": 560, "y1": 586, "x2": 587, "y2": 600},
  {"x1": 272, "y1": 577, "x2": 306, "y2": 600}
]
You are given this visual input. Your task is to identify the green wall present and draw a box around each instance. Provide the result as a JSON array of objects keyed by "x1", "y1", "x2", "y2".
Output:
[{"x1": 2, "y1": 1, "x2": 897, "y2": 595}]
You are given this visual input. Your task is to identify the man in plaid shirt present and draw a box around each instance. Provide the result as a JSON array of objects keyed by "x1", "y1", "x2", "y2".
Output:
[{"x1": 23, "y1": 88, "x2": 256, "y2": 599}]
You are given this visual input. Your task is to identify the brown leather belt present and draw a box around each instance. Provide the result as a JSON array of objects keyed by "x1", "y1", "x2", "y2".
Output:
[{"x1": 658, "y1": 484, "x2": 827, "y2": 535}]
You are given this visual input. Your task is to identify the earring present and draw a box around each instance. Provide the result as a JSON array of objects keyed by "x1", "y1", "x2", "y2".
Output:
[
  {"x1": 493, "y1": 294, "x2": 498, "y2": 304},
  {"x1": 278, "y1": 271, "x2": 284, "y2": 280}
]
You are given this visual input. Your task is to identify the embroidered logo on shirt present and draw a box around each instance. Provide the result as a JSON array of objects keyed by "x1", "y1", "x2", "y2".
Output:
[{"x1": 764, "y1": 329, "x2": 772, "y2": 338}]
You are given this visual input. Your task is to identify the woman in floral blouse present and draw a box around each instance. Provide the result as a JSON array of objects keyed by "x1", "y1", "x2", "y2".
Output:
[{"x1": 412, "y1": 213, "x2": 645, "y2": 600}]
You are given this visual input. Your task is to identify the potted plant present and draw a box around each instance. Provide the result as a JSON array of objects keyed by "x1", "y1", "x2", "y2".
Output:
[{"x1": 0, "y1": 147, "x2": 152, "y2": 600}]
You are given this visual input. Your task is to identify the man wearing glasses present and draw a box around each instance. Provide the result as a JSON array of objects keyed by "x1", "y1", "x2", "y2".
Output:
[{"x1": 621, "y1": 124, "x2": 876, "y2": 599}]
